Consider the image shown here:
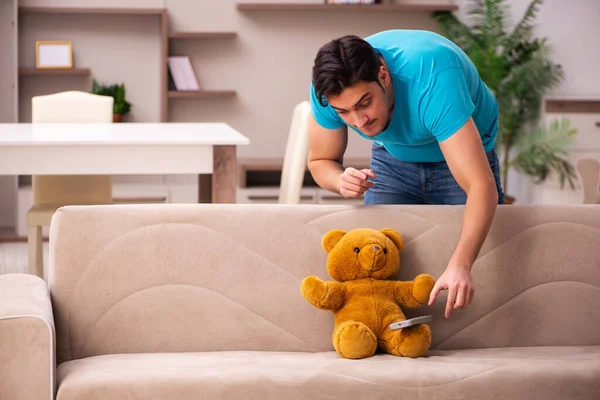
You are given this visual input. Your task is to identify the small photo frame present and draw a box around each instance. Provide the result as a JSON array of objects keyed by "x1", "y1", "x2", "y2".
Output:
[{"x1": 36, "y1": 41, "x2": 73, "y2": 69}]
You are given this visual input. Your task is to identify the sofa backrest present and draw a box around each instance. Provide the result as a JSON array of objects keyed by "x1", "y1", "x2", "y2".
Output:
[{"x1": 48, "y1": 204, "x2": 600, "y2": 364}]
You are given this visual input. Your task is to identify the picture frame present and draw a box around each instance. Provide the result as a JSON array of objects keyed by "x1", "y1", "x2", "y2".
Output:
[{"x1": 35, "y1": 41, "x2": 73, "y2": 69}]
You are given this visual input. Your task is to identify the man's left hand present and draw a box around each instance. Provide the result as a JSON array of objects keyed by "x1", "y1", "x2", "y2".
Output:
[{"x1": 428, "y1": 262, "x2": 474, "y2": 318}]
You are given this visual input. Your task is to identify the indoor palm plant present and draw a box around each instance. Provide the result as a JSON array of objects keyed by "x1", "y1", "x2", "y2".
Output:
[
  {"x1": 92, "y1": 80, "x2": 132, "y2": 122},
  {"x1": 434, "y1": 0, "x2": 577, "y2": 203}
]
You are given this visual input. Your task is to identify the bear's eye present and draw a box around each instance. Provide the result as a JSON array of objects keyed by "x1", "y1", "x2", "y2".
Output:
[
  {"x1": 354, "y1": 247, "x2": 360, "y2": 254},
  {"x1": 383, "y1": 248, "x2": 388, "y2": 254}
]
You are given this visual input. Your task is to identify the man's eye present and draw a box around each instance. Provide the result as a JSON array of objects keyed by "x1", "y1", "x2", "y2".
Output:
[{"x1": 360, "y1": 102, "x2": 370, "y2": 108}]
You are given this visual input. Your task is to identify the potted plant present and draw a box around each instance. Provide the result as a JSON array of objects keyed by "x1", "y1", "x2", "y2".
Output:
[
  {"x1": 434, "y1": 0, "x2": 577, "y2": 203},
  {"x1": 91, "y1": 79, "x2": 132, "y2": 122}
]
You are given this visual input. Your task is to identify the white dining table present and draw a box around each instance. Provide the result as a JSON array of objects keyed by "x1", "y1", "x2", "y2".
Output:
[{"x1": 0, "y1": 122, "x2": 250, "y2": 203}]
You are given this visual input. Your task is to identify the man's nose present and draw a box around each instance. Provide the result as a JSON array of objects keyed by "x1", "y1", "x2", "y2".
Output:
[{"x1": 354, "y1": 114, "x2": 368, "y2": 129}]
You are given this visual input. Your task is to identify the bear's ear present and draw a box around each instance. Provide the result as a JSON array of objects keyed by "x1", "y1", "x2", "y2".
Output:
[
  {"x1": 322, "y1": 230, "x2": 347, "y2": 253},
  {"x1": 380, "y1": 228, "x2": 404, "y2": 251}
]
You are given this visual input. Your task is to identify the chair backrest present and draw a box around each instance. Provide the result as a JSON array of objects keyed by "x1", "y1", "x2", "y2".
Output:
[
  {"x1": 577, "y1": 158, "x2": 600, "y2": 204},
  {"x1": 32, "y1": 90, "x2": 113, "y2": 123},
  {"x1": 279, "y1": 101, "x2": 311, "y2": 204},
  {"x1": 31, "y1": 91, "x2": 114, "y2": 205},
  {"x1": 48, "y1": 204, "x2": 600, "y2": 364}
]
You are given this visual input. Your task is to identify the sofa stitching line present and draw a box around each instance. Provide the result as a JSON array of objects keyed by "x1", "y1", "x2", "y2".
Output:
[
  {"x1": 304, "y1": 209, "x2": 439, "y2": 229},
  {"x1": 76, "y1": 283, "x2": 312, "y2": 357},
  {"x1": 476, "y1": 221, "x2": 600, "y2": 261},
  {"x1": 304, "y1": 210, "x2": 439, "y2": 246},
  {"x1": 320, "y1": 364, "x2": 501, "y2": 389},
  {"x1": 435, "y1": 280, "x2": 600, "y2": 348},
  {"x1": 66, "y1": 222, "x2": 306, "y2": 359}
]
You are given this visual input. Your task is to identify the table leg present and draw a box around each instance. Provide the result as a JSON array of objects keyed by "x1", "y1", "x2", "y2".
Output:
[
  {"x1": 198, "y1": 175, "x2": 212, "y2": 203},
  {"x1": 211, "y1": 145, "x2": 237, "y2": 203}
]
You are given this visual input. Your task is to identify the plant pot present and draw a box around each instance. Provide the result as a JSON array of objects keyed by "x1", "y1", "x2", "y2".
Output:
[
  {"x1": 113, "y1": 113, "x2": 123, "y2": 123},
  {"x1": 503, "y1": 195, "x2": 516, "y2": 204}
]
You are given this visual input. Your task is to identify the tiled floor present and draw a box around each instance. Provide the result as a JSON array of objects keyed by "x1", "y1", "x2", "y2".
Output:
[{"x1": 0, "y1": 242, "x2": 49, "y2": 276}]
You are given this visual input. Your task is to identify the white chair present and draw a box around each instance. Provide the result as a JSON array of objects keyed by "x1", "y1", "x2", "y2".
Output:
[
  {"x1": 577, "y1": 158, "x2": 600, "y2": 204},
  {"x1": 278, "y1": 101, "x2": 311, "y2": 204},
  {"x1": 28, "y1": 91, "x2": 114, "y2": 278}
]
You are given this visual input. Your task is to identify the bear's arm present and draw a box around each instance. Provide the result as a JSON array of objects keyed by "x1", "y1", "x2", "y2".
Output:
[
  {"x1": 301, "y1": 276, "x2": 346, "y2": 311},
  {"x1": 393, "y1": 274, "x2": 436, "y2": 308}
]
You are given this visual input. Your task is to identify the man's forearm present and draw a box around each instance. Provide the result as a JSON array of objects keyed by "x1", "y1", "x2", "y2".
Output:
[
  {"x1": 450, "y1": 183, "x2": 498, "y2": 271},
  {"x1": 307, "y1": 159, "x2": 345, "y2": 194}
]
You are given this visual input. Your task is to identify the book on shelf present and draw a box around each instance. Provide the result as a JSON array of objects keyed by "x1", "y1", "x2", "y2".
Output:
[
  {"x1": 167, "y1": 56, "x2": 200, "y2": 91},
  {"x1": 325, "y1": 0, "x2": 379, "y2": 4}
]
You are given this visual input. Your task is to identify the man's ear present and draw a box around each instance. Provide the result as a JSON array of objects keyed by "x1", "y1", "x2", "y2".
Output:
[
  {"x1": 380, "y1": 228, "x2": 404, "y2": 251},
  {"x1": 322, "y1": 230, "x2": 347, "y2": 253},
  {"x1": 378, "y1": 64, "x2": 390, "y2": 85}
]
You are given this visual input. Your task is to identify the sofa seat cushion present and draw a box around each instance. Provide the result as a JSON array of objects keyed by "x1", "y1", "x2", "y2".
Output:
[{"x1": 56, "y1": 347, "x2": 600, "y2": 400}]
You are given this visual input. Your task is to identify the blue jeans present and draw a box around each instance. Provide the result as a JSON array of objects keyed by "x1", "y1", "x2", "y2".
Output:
[{"x1": 364, "y1": 144, "x2": 505, "y2": 205}]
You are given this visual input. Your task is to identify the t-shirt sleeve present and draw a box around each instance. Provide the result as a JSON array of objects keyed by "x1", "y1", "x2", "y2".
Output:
[
  {"x1": 418, "y1": 67, "x2": 475, "y2": 142},
  {"x1": 309, "y1": 84, "x2": 345, "y2": 130}
]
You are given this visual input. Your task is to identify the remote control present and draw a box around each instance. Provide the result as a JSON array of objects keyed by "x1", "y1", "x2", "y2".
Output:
[{"x1": 389, "y1": 315, "x2": 433, "y2": 330}]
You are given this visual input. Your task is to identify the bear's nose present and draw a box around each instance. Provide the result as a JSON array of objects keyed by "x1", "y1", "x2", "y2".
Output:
[{"x1": 372, "y1": 245, "x2": 381, "y2": 251}]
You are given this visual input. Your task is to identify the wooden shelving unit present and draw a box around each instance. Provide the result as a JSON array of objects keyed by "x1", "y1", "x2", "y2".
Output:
[
  {"x1": 19, "y1": 67, "x2": 91, "y2": 76},
  {"x1": 169, "y1": 32, "x2": 237, "y2": 39},
  {"x1": 19, "y1": 7, "x2": 166, "y2": 15},
  {"x1": 16, "y1": 6, "x2": 237, "y2": 121},
  {"x1": 166, "y1": 28, "x2": 237, "y2": 111},
  {"x1": 546, "y1": 99, "x2": 600, "y2": 114},
  {"x1": 168, "y1": 90, "x2": 237, "y2": 99},
  {"x1": 237, "y1": 2, "x2": 458, "y2": 12},
  {"x1": 17, "y1": 6, "x2": 170, "y2": 120}
]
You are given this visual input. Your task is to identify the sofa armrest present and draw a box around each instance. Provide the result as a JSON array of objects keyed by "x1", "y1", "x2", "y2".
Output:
[{"x1": 0, "y1": 273, "x2": 55, "y2": 400}]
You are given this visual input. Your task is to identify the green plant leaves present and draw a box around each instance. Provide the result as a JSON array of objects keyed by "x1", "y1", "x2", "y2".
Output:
[
  {"x1": 511, "y1": 118, "x2": 577, "y2": 189},
  {"x1": 91, "y1": 79, "x2": 132, "y2": 116},
  {"x1": 434, "y1": 0, "x2": 576, "y2": 193}
]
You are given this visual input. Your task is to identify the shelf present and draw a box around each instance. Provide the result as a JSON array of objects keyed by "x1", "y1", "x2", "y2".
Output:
[
  {"x1": 19, "y1": 7, "x2": 166, "y2": 15},
  {"x1": 169, "y1": 32, "x2": 237, "y2": 39},
  {"x1": 236, "y1": 2, "x2": 458, "y2": 12},
  {"x1": 168, "y1": 90, "x2": 237, "y2": 99},
  {"x1": 238, "y1": 157, "x2": 371, "y2": 188},
  {"x1": 19, "y1": 67, "x2": 91, "y2": 76},
  {"x1": 546, "y1": 99, "x2": 600, "y2": 114}
]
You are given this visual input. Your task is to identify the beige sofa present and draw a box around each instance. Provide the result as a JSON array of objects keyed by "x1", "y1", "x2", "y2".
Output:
[{"x1": 1, "y1": 203, "x2": 599, "y2": 400}]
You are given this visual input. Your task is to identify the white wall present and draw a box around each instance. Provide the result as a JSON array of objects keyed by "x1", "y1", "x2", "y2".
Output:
[{"x1": 455, "y1": 0, "x2": 600, "y2": 97}]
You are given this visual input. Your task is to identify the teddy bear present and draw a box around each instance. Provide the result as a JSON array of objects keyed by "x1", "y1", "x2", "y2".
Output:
[{"x1": 301, "y1": 227, "x2": 436, "y2": 359}]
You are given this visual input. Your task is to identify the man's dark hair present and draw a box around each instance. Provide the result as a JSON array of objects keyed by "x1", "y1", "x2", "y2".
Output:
[{"x1": 312, "y1": 35, "x2": 382, "y2": 107}]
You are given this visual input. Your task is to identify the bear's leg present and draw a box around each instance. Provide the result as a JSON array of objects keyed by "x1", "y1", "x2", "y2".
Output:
[
  {"x1": 332, "y1": 320, "x2": 378, "y2": 359},
  {"x1": 379, "y1": 324, "x2": 432, "y2": 358}
]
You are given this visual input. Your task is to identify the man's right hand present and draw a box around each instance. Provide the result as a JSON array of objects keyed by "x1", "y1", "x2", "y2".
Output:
[
  {"x1": 339, "y1": 168, "x2": 376, "y2": 198},
  {"x1": 307, "y1": 116, "x2": 374, "y2": 198}
]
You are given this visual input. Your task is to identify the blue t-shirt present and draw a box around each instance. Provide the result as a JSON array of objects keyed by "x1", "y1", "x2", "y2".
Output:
[{"x1": 309, "y1": 30, "x2": 498, "y2": 162}]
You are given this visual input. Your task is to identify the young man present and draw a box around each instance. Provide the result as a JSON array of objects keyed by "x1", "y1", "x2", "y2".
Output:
[{"x1": 308, "y1": 30, "x2": 505, "y2": 318}]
